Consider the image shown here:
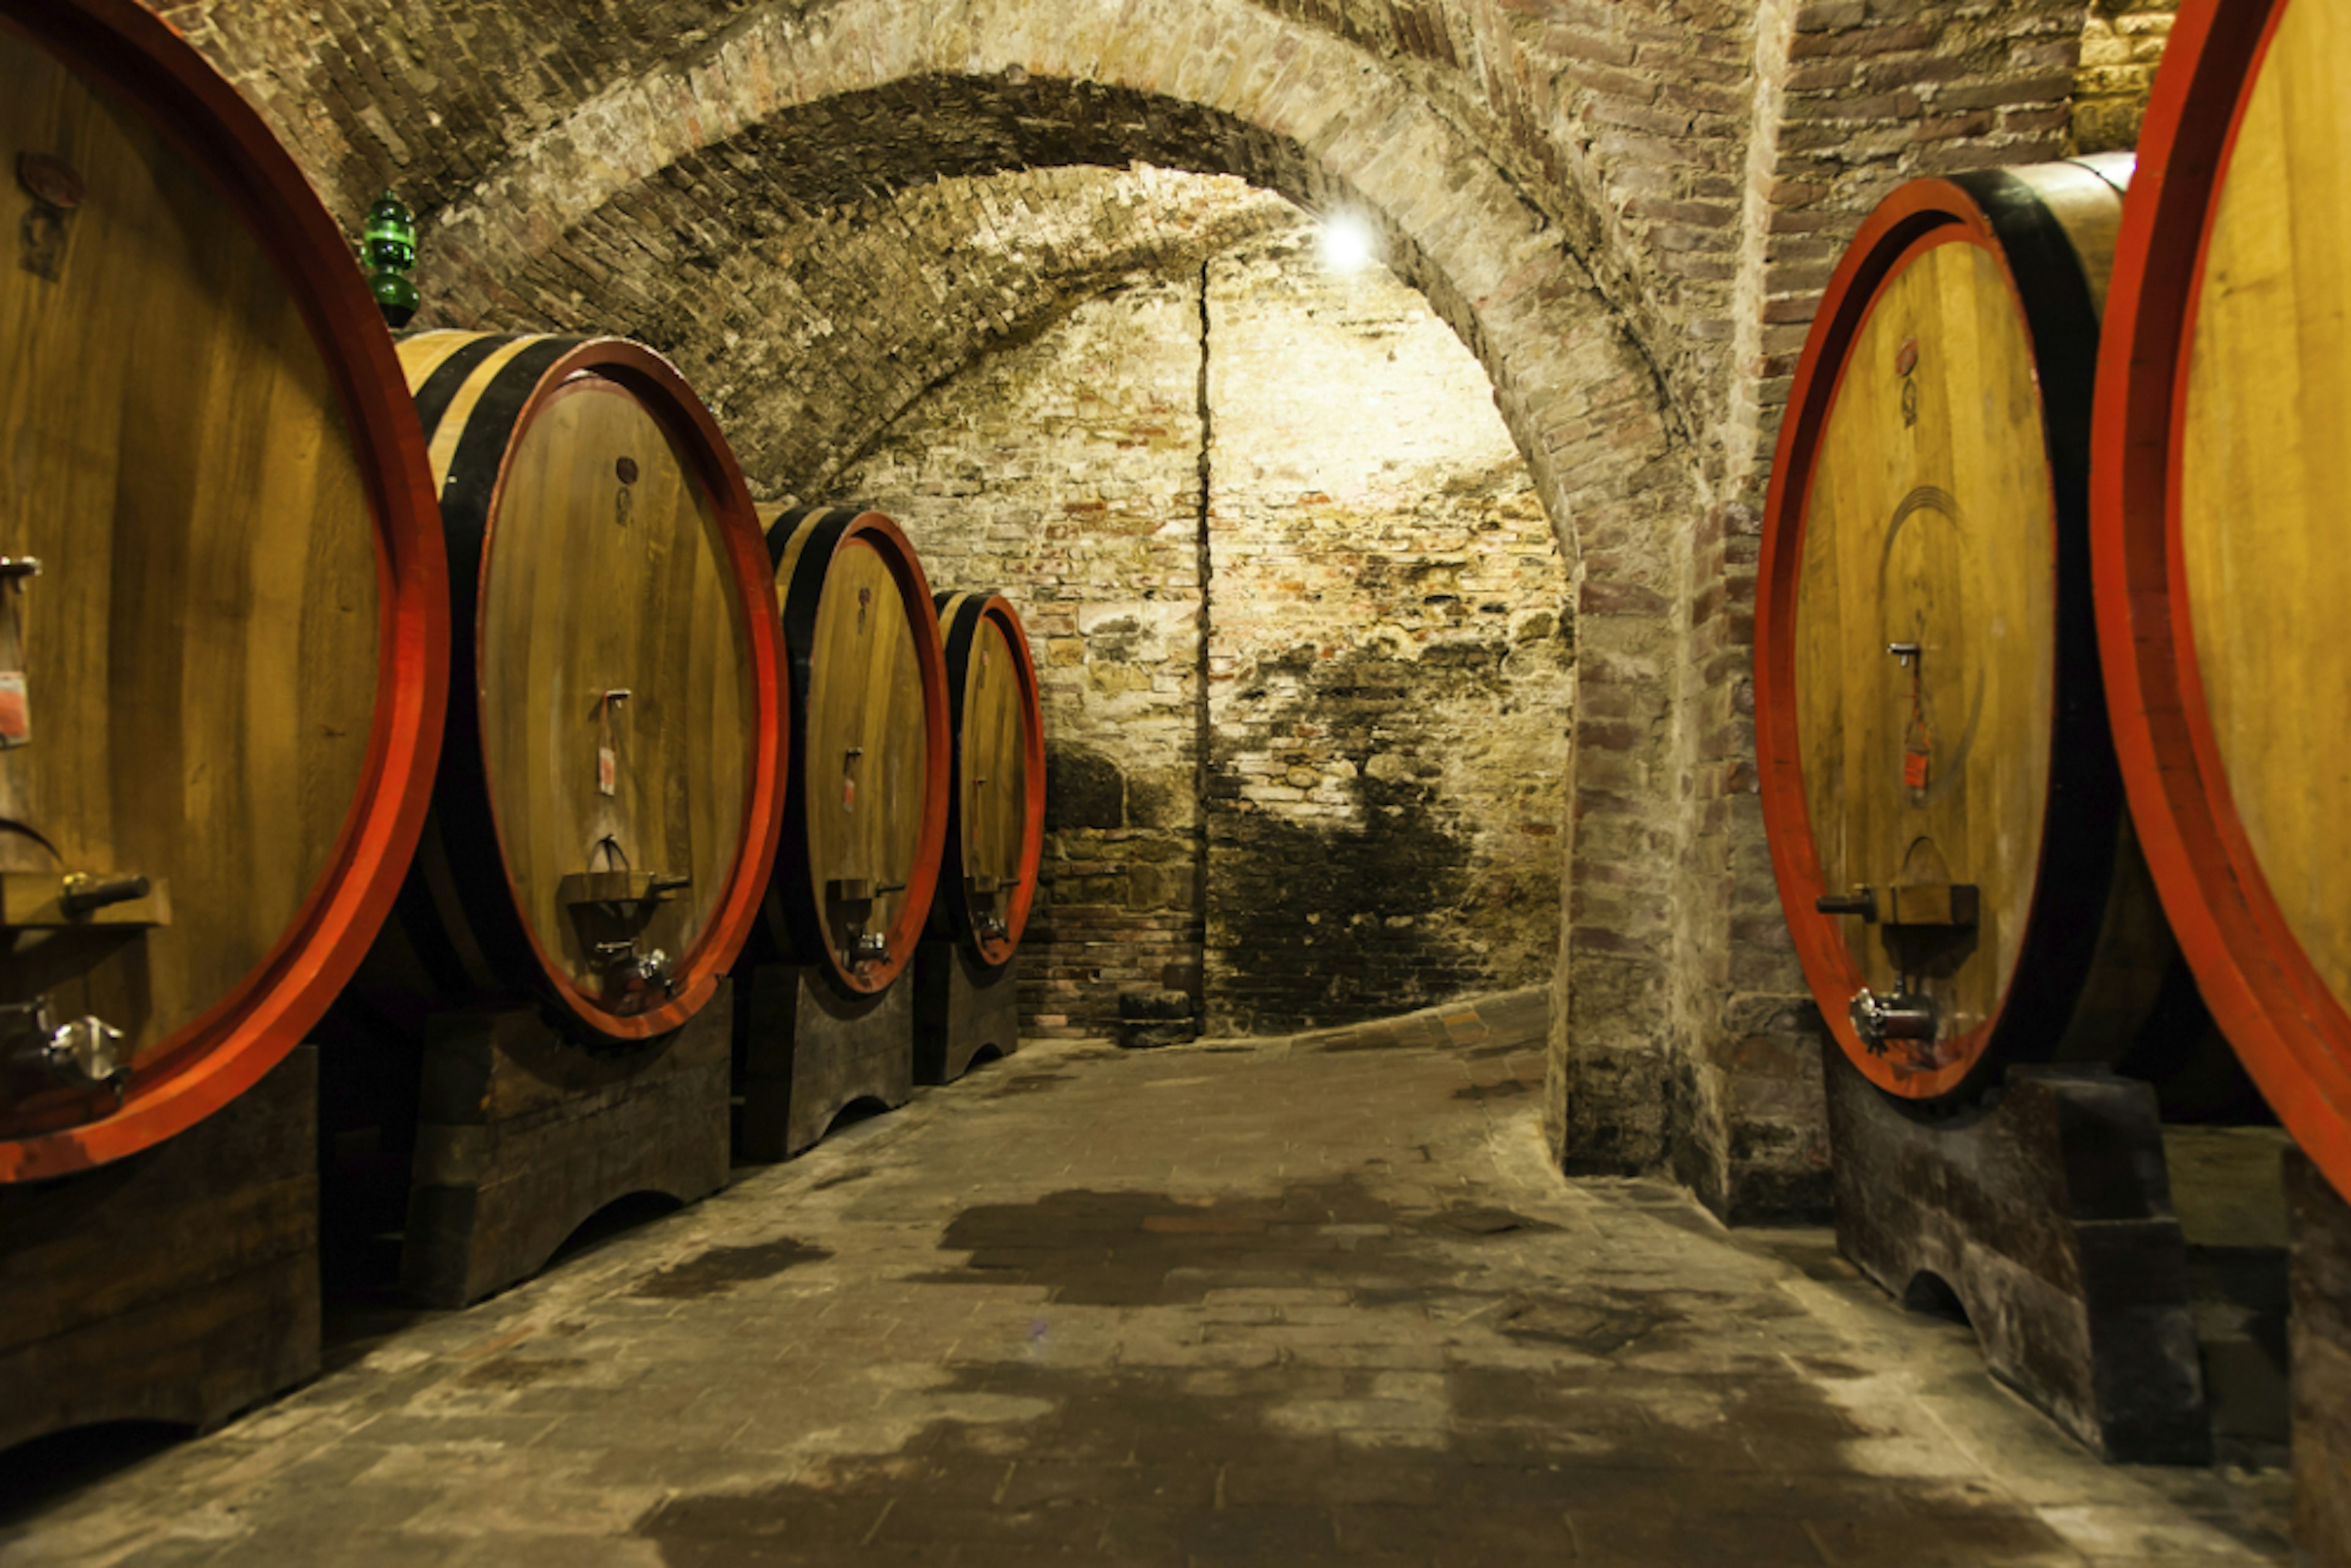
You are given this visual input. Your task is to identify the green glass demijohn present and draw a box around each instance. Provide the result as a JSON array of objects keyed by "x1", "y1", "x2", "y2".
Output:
[{"x1": 362, "y1": 189, "x2": 420, "y2": 328}]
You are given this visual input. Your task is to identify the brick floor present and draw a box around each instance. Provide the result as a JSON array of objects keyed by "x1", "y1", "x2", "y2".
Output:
[{"x1": 0, "y1": 990, "x2": 2295, "y2": 1565}]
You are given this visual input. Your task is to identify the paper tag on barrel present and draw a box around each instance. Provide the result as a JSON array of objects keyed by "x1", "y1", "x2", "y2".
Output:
[{"x1": 0, "y1": 672, "x2": 27, "y2": 748}]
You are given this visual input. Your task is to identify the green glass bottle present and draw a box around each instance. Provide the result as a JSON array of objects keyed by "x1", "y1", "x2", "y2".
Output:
[{"x1": 362, "y1": 189, "x2": 420, "y2": 329}]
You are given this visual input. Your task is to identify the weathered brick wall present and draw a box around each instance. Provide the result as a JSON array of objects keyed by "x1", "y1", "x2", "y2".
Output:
[
  {"x1": 422, "y1": 162, "x2": 1297, "y2": 499},
  {"x1": 2073, "y1": 0, "x2": 2178, "y2": 154},
  {"x1": 1202, "y1": 233, "x2": 1570, "y2": 1033},
  {"x1": 832, "y1": 212, "x2": 1570, "y2": 1038}
]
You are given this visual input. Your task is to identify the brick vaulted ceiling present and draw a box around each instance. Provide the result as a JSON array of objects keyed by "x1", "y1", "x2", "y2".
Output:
[
  {"x1": 154, "y1": 0, "x2": 1744, "y2": 455},
  {"x1": 490, "y1": 163, "x2": 1302, "y2": 498}
]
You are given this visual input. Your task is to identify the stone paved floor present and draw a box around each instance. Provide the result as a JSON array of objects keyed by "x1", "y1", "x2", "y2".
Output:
[{"x1": 0, "y1": 991, "x2": 2296, "y2": 1566}]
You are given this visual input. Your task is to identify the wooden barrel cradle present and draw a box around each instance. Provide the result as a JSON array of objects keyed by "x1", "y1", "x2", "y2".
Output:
[
  {"x1": 760, "y1": 507, "x2": 951, "y2": 995},
  {"x1": 377, "y1": 333, "x2": 786, "y2": 1045},
  {"x1": 2091, "y1": 0, "x2": 2351, "y2": 1195},
  {"x1": 1756, "y1": 156, "x2": 2192, "y2": 1106},
  {"x1": 0, "y1": 0, "x2": 448, "y2": 1180},
  {"x1": 929, "y1": 592, "x2": 1045, "y2": 966}
]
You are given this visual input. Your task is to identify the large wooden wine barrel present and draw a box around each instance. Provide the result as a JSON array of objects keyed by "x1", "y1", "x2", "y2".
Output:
[
  {"x1": 929, "y1": 592, "x2": 1045, "y2": 966},
  {"x1": 760, "y1": 508, "x2": 951, "y2": 994},
  {"x1": 380, "y1": 333, "x2": 785, "y2": 1043},
  {"x1": 2091, "y1": 0, "x2": 2351, "y2": 1195},
  {"x1": 0, "y1": 1, "x2": 448, "y2": 1180},
  {"x1": 1757, "y1": 158, "x2": 2172, "y2": 1105}
]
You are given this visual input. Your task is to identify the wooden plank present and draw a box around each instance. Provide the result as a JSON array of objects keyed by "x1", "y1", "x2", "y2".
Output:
[
  {"x1": 929, "y1": 592, "x2": 1045, "y2": 964},
  {"x1": 803, "y1": 538, "x2": 930, "y2": 974},
  {"x1": 2177, "y1": 0, "x2": 2351, "y2": 1024},
  {"x1": 912, "y1": 940, "x2": 1019, "y2": 1086},
  {"x1": 0, "y1": 1046, "x2": 318, "y2": 1450},
  {"x1": 0, "y1": 26, "x2": 378, "y2": 1116},
  {"x1": 1792, "y1": 236, "x2": 2058, "y2": 1059},
  {"x1": 2288, "y1": 1147, "x2": 2351, "y2": 1565},
  {"x1": 400, "y1": 991, "x2": 732, "y2": 1308},
  {"x1": 473, "y1": 378, "x2": 757, "y2": 1014},
  {"x1": 1824, "y1": 1040, "x2": 2210, "y2": 1464},
  {"x1": 734, "y1": 963, "x2": 912, "y2": 1161},
  {"x1": 963, "y1": 613, "x2": 1029, "y2": 913}
]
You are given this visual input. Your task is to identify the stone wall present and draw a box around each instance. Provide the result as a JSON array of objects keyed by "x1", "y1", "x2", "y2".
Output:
[
  {"x1": 831, "y1": 211, "x2": 1570, "y2": 1039},
  {"x1": 1202, "y1": 233, "x2": 1570, "y2": 1034},
  {"x1": 2073, "y1": 0, "x2": 2179, "y2": 154}
]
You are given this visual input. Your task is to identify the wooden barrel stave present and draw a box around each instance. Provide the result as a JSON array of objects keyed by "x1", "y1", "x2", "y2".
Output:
[
  {"x1": 929, "y1": 591, "x2": 1046, "y2": 966},
  {"x1": 0, "y1": 1, "x2": 447, "y2": 1179},
  {"x1": 380, "y1": 332, "x2": 785, "y2": 1045},
  {"x1": 1759, "y1": 158, "x2": 2200, "y2": 1105},
  {"x1": 2093, "y1": 0, "x2": 2351, "y2": 1192},
  {"x1": 761, "y1": 507, "x2": 951, "y2": 995}
]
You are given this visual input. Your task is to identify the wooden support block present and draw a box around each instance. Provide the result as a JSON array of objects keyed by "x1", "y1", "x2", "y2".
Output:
[
  {"x1": 1824, "y1": 1041, "x2": 2210, "y2": 1464},
  {"x1": 735, "y1": 963, "x2": 912, "y2": 1162},
  {"x1": 401, "y1": 990, "x2": 732, "y2": 1309},
  {"x1": 0, "y1": 1046, "x2": 318, "y2": 1452},
  {"x1": 912, "y1": 942, "x2": 1019, "y2": 1086},
  {"x1": 2289, "y1": 1148, "x2": 2351, "y2": 1567}
]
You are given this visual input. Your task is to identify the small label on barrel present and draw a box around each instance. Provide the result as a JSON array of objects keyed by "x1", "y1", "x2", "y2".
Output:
[
  {"x1": 599, "y1": 745, "x2": 617, "y2": 797},
  {"x1": 843, "y1": 773, "x2": 857, "y2": 812},
  {"x1": 17, "y1": 155, "x2": 84, "y2": 211},
  {"x1": 1903, "y1": 746, "x2": 1930, "y2": 790},
  {"x1": 0, "y1": 672, "x2": 26, "y2": 748}
]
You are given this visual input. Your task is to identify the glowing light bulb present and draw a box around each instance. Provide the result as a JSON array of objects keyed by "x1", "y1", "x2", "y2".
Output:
[{"x1": 1321, "y1": 214, "x2": 1375, "y2": 272}]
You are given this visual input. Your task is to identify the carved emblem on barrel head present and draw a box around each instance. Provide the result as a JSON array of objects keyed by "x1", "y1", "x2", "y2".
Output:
[{"x1": 15, "y1": 154, "x2": 81, "y2": 283}]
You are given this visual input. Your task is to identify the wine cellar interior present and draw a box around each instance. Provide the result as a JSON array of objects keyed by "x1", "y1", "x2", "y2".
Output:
[{"x1": 3, "y1": 0, "x2": 2348, "y2": 1563}]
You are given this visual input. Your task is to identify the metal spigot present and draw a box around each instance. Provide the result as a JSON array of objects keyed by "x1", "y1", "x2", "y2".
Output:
[
  {"x1": 44, "y1": 1013, "x2": 130, "y2": 1091},
  {"x1": 4, "y1": 998, "x2": 130, "y2": 1093},
  {"x1": 1848, "y1": 988, "x2": 1937, "y2": 1056},
  {"x1": 593, "y1": 942, "x2": 676, "y2": 996},
  {"x1": 850, "y1": 931, "x2": 890, "y2": 967}
]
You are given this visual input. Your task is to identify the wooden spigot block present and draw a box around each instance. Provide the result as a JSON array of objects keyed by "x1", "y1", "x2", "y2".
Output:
[
  {"x1": 0, "y1": 873, "x2": 170, "y2": 930},
  {"x1": 1883, "y1": 883, "x2": 1979, "y2": 930},
  {"x1": 557, "y1": 869, "x2": 689, "y2": 908}
]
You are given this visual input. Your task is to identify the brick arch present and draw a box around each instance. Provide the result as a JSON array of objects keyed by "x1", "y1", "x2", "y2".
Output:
[
  {"x1": 449, "y1": 163, "x2": 1302, "y2": 494},
  {"x1": 427, "y1": 2, "x2": 1694, "y2": 555},
  {"x1": 419, "y1": 0, "x2": 1700, "y2": 1164}
]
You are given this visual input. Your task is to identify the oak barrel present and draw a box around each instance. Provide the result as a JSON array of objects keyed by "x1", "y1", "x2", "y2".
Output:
[
  {"x1": 0, "y1": 1, "x2": 448, "y2": 1179},
  {"x1": 928, "y1": 592, "x2": 1046, "y2": 966},
  {"x1": 1756, "y1": 157, "x2": 2188, "y2": 1105},
  {"x1": 2091, "y1": 0, "x2": 2351, "y2": 1195},
  {"x1": 377, "y1": 333, "x2": 785, "y2": 1044},
  {"x1": 760, "y1": 508, "x2": 951, "y2": 994}
]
